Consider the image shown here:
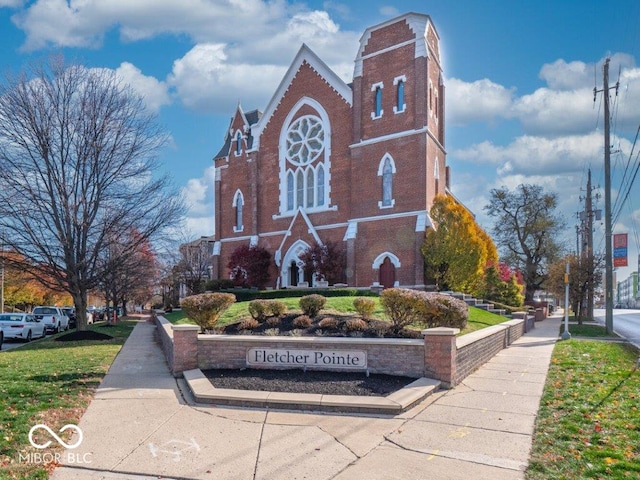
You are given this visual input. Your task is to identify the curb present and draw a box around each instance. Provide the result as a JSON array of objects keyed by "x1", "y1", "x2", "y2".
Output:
[{"x1": 183, "y1": 368, "x2": 440, "y2": 415}]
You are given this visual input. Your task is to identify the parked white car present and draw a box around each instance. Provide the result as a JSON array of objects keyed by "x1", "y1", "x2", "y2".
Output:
[
  {"x1": 32, "y1": 306, "x2": 70, "y2": 334},
  {"x1": 0, "y1": 313, "x2": 46, "y2": 341}
]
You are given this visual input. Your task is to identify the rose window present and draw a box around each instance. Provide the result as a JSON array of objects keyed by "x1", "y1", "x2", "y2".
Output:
[{"x1": 285, "y1": 116, "x2": 324, "y2": 166}]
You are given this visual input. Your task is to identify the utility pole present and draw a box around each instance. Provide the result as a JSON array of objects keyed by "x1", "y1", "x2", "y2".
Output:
[
  {"x1": 600, "y1": 58, "x2": 614, "y2": 334},
  {"x1": 585, "y1": 169, "x2": 595, "y2": 321}
]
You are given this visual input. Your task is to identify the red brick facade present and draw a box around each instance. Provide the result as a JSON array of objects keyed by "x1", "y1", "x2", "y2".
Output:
[{"x1": 211, "y1": 13, "x2": 446, "y2": 289}]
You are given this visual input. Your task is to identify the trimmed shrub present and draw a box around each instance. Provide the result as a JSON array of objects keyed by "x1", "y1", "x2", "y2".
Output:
[
  {"x1": 318, "y1": 317, "x2": 338, "y2": 329},
  {"x1": 421, "y1": 293, "x2": 469, "y2": 329},
  {"x1": 345, "y1": 318, "x2": 367, "y2": 332},
  {"x1": 380, "y1": 288, "x2": 468, "y2": 332},
  {"x1": 299, "y1": 294, "x2": 326, "y2": 317},
  {"x1": 181, "y1": 292, "x2": 236, "y2": 332},
  {"x1": 292, "y1": 315, "x2": 313, "y2": 328},
  {"x1": 353, "y1": 297, "x2": 376, "y2": 320},
  {"x1": 238, "y1": 318, "x2": 259, "y2": 330},
  {"x1": 266, "y1": 316, "x2": 281, "y2": 327},
  {"x1": 267, "y1": 300, "x2": 287, "y2": 317},
  {"x1": 248, "y1": 300, "x2": 269, "y2": 321},
  {"x1": 204, "y1": 279, "x2": 234, "y2": 291},
  {"x1": 248, "y1": 299, "x2": 287, "y2": 321}
]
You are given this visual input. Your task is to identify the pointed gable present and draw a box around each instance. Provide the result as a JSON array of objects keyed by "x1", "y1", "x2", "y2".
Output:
[
  {"x1": 250, "y1": 44, "x2": 352, "y2": 151},
  {"x1": 213, "y1": 105, "x2": 262, "y2": 161}
]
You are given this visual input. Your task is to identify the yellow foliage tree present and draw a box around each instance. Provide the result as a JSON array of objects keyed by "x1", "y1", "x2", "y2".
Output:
[{"x1": 422, "y1": 195, "x2": 498, "y2": 295}]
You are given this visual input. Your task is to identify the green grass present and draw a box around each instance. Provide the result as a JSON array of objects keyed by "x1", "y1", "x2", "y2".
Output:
[
  {"x1": 526, "y1": 339, "x2": 640, "y2": 479},
  {"x1": 561, "y1": 323, "x2": 617, "y2": 338},
  {"x1": 163, "y1": 297, "x2": 507, "y2": 335},
  {"x1": 0, "y1": 321, "x2": 135, "y2": 480}
]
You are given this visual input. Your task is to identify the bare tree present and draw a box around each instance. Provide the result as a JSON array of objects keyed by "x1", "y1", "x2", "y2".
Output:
[
  {"x1": 0, "y1": 57, "x2": 184, "y2": 330},
  {"x1": 485, "y1": 184, "x2": 563, "y2": 302}
]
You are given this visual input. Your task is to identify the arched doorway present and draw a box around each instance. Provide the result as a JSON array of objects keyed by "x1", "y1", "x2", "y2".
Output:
[
  {"x1": 372, "y1": 252, "x2": 401, "y2": 289},
  {"x1": 289, "y1": 260, "x2": 300, "y2": 286},
  {"x1": 281, "y1": 240, "x2": 311, "y2": 287},
  {"x1": 379, "y1": 257, "x2": 396, "y2": 289}
]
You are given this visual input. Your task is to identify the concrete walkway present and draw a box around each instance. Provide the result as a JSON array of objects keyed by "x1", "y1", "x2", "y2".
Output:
[{"x1": 51, "y1": 315, "x2": 562, "y2": 480}]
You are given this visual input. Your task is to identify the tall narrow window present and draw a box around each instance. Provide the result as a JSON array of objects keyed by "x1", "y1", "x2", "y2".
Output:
[
  {"x1": 235, "y1": 132, "x2": 242, "y2": 155},
  {"x1": 382, "y1": 159, "x2": 393, "y2": 207},
  {"x1": 233, "y1": 190, "x2": 244, "y2": 232},
  {"x1": 317, "y1": 165, "x2": 325, "y2": 206},
  {"x1": 287, "y1": 172, "x2": 294, "y2": 211},
  {"x1": 306, "y1": 169, "x2": 314, "y2": 208},
  {"x1": 374, "y1": 86, "x2": 382, "y2": 117},
  {"x1": 296, "y1": 170, "x2": 304, "y2": 208},
  {"x1": 396, "y1": 80, "x2": 404, "y2": 112}
]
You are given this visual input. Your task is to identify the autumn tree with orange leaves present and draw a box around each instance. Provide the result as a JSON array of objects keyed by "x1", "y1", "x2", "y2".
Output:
[{"x1": 422, "y1": 195, "x2": 498, "y2": 295}]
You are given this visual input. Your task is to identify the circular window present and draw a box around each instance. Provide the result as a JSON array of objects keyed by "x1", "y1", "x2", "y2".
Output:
[{"x1": 285, "y1": 116, "x2": 324, "y2": 166}]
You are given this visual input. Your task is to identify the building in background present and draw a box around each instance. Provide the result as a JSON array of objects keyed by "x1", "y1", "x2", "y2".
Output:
[{"x1": 617, "y1": 271, "x2": 638, "y2": 308}]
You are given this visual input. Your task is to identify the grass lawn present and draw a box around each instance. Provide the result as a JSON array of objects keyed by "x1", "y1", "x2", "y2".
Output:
[
  {"x1": 526, "y1": 338, "x2": 640, "y2": 479},
  {"x1": 0, "y1": 320, "x2": 136, "y2": 480},
  {"x1": 163, "y1": 296, "x2": 508, "y2": 334}
]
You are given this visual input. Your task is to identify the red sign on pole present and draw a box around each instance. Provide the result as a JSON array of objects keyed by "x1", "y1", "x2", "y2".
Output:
[{"x1": 613, "y1": 233, "x2": 628, "y2": 267}]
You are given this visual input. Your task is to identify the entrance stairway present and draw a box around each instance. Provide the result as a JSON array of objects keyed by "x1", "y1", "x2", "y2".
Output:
[{"x1": 441, "y1": 291, "x2": 508, "y2": 317}]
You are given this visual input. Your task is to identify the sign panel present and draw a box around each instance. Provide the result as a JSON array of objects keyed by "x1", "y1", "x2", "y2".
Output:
[
  {"x1": 246, "y1": 348, "x2": 367, "y2": 369},
  {"x1": 613, "y1": 233, "x2": 628, "y2": 267}
]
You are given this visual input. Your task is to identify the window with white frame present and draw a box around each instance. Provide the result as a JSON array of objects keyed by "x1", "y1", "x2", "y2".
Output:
[
  {"x1": 371, "y1": 82, "x2": 384, "y2": 119},
  {"x1": 378, "y1": 154, "x2": 396, "y2": 208},
  {"x1": 393, "y1": 75, "x2": 406, "y2": 114},
  {"x1": 235, "y1": 131, "x2": 242, "y2": 156},
  {"x1": 232, "y1": 190, "x2": 244, "y2": 232},
  {"x1": 283, "y1": 114, "x2": 327, "y2": 212}
]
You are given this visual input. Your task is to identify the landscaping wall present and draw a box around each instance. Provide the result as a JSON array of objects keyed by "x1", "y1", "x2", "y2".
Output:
[
  {"x1": 454, "y1": 319, "x2": 525, "y2": 383},
  {"x1": 155, "y1": 315, "x2": 532, "y2": 386},
  {"x1": 197, "y1": 335, "x2": 425, "y2": 378}
]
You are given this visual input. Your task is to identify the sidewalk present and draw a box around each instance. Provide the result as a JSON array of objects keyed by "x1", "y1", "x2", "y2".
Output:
[{"x1": 51, "y1": 314, "x2": 562, "y2": 480}]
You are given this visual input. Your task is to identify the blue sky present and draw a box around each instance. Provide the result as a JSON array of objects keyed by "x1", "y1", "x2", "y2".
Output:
[{"x1": 2, "y1": 0, "x2": 640, "y2": 281}]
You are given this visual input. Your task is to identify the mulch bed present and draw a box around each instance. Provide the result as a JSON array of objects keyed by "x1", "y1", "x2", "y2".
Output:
[
  {"x1": 54, "y1": 330, "x2": 114, "y2": 341},
  {"x1": 218, "y1": 314, "x2": 422, "y2": 339},
  {"x1": 202, "y1": 368, "x2": 415, "y2": 396}
]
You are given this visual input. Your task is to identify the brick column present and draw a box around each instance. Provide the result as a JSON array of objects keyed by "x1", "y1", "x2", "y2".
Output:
[
  {"x1": 171, "y1": 325, "x2": 200, "y2": 376},
  {"x1": 422, "y1": 327, "x2": 459, "y2": 387}
]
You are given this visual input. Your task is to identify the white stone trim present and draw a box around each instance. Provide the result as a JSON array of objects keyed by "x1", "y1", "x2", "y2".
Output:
[
  {"x1": 343, "y1": 221, "x2": 358, "y2": 240},
  {"x1": 378, "y1": 200, "x2": 395, "y2": 209},
  {"x1": 233, "y1": 129, "x2": 244, "y2": 157},
  {"x1": 350, "y1": 126, "x2": 428, "y2": 149},
  {"x1": 372, "y1": 252, "x2": 401, "y2": 269}
]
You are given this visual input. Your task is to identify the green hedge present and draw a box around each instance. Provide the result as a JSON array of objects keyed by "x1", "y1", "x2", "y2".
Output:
[{"x1": 218, "y1": 288, "x2": 378, "y2": 302}]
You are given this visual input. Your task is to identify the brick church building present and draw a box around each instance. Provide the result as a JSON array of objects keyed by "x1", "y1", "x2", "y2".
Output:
[{"x1": 209, "y1": 12, "x2": 448, "y2": 289}]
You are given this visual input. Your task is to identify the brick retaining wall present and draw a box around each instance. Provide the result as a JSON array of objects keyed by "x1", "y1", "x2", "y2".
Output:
[
  {"x1": 155, "y1": 315, "x2": 532, "y2": 385},
  {"x1": 198, "y1": 335, "x2": 425, "y2": 378}
]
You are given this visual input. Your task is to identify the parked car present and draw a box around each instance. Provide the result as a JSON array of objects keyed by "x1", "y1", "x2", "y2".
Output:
[
  {"x1": 0, "y1": 328, "x2": 3, "y2": 350},
  {"x1": 32, "y1": 306, "x2": 70, "y2": 334},
  {"x1": 62, "y1": 307, "x2": 77, "y2": 329},
  {"x1": 0, "y1": 313, "x2": 46, "y2": 342}
]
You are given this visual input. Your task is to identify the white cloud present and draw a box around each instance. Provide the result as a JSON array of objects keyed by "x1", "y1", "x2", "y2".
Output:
[
  {"x1": 167, "y1": 43, "x2": 286, "y2": 114},
  {"x1": 446, "y1": 77, "x2": 515, "y2": 125},
  {"x1": 115, "y1": 62, "x2": 171, "y2": 113},
  {"x1": 379, "y1": 6, "x2": 399, "y2": 17},
  {"x1": 0, "y1": 0, "x2": 24, "y2": 7},
  {"x1": 454, "y1": 132, "x2": 611, "y2": 176},
  {"x1": 182, "y1": 166, "x2": 215, "y2": 217}
]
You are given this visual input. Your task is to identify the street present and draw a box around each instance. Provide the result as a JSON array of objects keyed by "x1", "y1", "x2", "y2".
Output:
[
  {"x1": 594, "y1": 308, "x2": 640, "y2": 348},
  {"x1": 0, "y1": 339, "x2": 28, "y2": 351}
]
